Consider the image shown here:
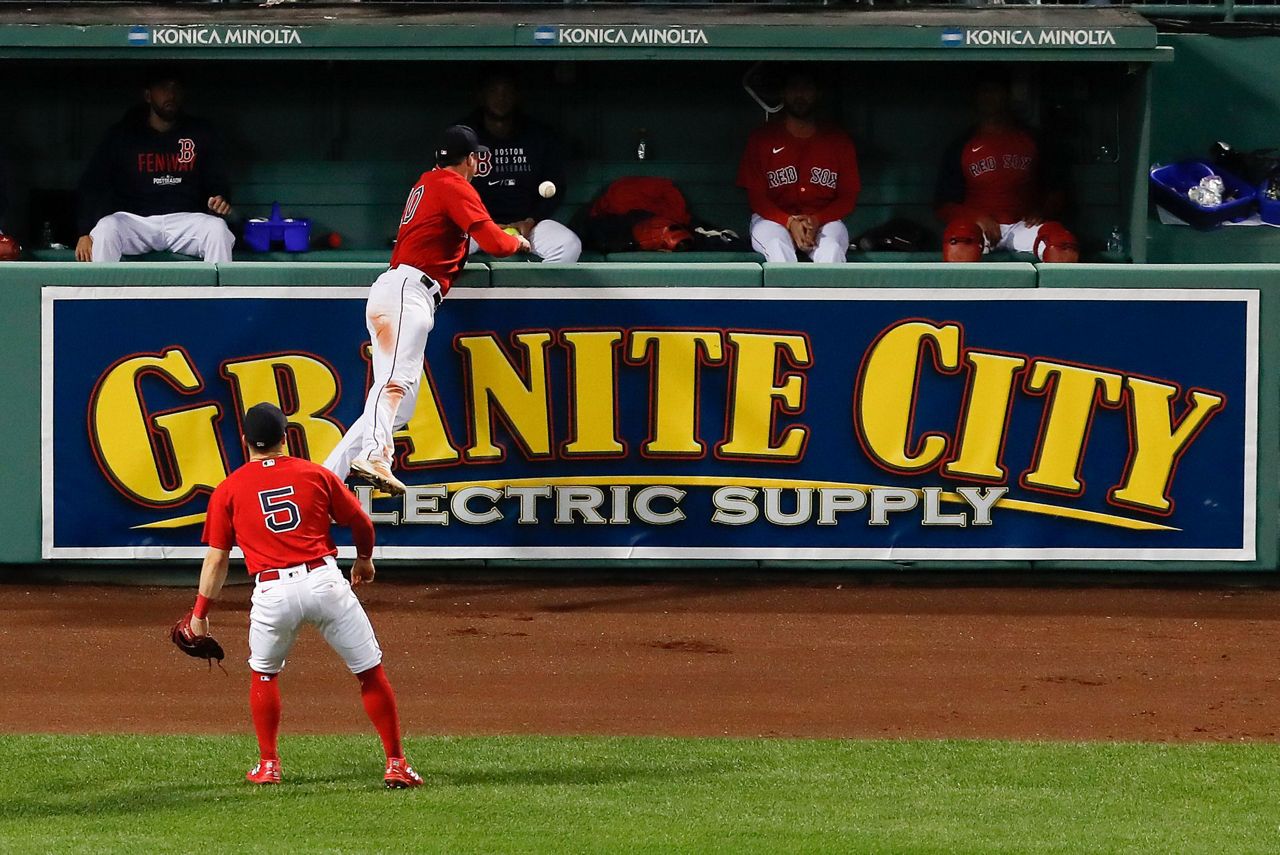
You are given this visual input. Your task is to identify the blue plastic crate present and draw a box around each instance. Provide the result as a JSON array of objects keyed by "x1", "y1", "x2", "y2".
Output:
[
  {"x1": 243, "y1": 202, "x2": 312, "y2": 253},
  {"x1": 1258, "y1": 179, "x2": 1280, "y2": 226},
  {"x1": 1149, "y1": 160, "x2": 1256, "y2": 230}
]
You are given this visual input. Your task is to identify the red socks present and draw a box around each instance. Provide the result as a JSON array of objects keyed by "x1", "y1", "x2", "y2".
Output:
[
  {"x1": 249, "y1": 671, "x2": 281, "y2": 761},
  {"x1": 357, "y1": 664, "x2": 404, "y2": 759},
  {"x1": 249, "y1": 666, "x2": 403, "y2": 763}
]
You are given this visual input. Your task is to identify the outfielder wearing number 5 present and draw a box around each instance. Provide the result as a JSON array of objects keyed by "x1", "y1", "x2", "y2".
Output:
[
  {"x1": 187, "y1": 402, "x2": 422, "y2": 788},
  {"x1": 324, "y1": 124, "x2": 528, "y2": 494}
]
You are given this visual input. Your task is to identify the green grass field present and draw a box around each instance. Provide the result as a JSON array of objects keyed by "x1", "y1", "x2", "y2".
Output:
[{"x1": 2, "y1": 735, "x2": 1279, "y2": 853}]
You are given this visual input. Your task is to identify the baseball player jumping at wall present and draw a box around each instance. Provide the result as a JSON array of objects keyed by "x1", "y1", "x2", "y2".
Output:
[
  {"x1": 737, "y1": 66, "x2": 861, "y2": 264},
  {"x1": 935, "y1": 73, "x2": 1080, "y2": 263},
  {"x1": 324, "y1": 125, "x2": 530, "y2": 495},
  {"x1": 173, "y1": 403, "x2": 423, "y2": 788}
]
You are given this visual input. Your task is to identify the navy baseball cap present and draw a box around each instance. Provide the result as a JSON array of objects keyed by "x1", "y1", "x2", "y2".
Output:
[
  {"x1": 436, "y1": 124, "x2": 489, "y2": 165},
  {"x1": 244, "y1": 403, "x2": 288, "y2": 449}
]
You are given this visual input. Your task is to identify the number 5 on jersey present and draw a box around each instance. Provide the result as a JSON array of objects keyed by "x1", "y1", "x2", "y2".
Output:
[{"x1": 259, "y1": 487, "x2": 301, "y2": 533}]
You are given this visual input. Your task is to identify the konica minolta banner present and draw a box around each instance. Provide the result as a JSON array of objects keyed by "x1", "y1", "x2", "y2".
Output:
[{"x1": 42, "y1": 286, "x2": 1257, "y2": 560}]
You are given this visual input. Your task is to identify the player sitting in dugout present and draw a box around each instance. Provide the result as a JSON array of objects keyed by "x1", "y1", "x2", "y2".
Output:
[
  {"x1": 459, "y1": 69, "x2": 582, "y2": 263},
  {"x1": 935, "y1": 74, "x2": 1079, "y2": 263},
  {"x1": 76, "y1": 67, "x2": 234, "y2": 263},
  {"x1": 737, "y1": 66, "x2": 860, "y2": 264}
]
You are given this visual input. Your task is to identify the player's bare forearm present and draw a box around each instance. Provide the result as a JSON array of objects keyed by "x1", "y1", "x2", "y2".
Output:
[{"x1": 198, "y1": 547, "x2": 231, "y2": 600}]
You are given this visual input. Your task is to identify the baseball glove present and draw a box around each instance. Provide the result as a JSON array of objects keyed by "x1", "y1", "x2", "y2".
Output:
[{"x1": 171, "y1": 610, "x2": 226, "y2": 670}]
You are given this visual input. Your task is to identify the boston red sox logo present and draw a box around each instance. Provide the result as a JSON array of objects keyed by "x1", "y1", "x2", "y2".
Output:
[
  {"x1": 177, "y1": 138, "x2": 196, "y2": 164},
  {"x1": 475, "y1": 150, "x2": 493, "y2": 178}
]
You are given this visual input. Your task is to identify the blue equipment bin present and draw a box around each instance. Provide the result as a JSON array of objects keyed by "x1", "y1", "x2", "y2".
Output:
[
  {"x1": 1259, "y1": 180, "x2": 1280, "y2": 226},
  {"x1": 243, "y1": 202, "x2": 312, "y2": 252},
  {"x1": 1149, "y1": 160, "x2": 1256, "y2": 230}
]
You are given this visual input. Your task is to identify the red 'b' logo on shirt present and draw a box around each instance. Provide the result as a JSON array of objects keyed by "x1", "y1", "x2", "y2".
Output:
[
  {"x1": 475, "y1": 150, "x2": 493, "y2": 178},
  {"x1": 177, "y1": 138, "x2": 196, "y2": 164}
]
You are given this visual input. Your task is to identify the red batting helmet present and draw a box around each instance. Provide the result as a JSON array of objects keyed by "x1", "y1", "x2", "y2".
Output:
[
  {"x1": 0, "y1": 234, "x2": 20, "y2": 262},
  {"x1": 942, "y1": 219, "x2": 984, "y2": 263},
  {"x1": 632, "y1": 216, "x2": 694, "y2": 252},
  {"x1": 1034, "y1": 222, "x2": 1080, "y2": 263}
]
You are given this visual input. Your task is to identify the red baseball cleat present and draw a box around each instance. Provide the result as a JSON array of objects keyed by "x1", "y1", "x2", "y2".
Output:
[
  {"x1": 246, "y1": 759, "x2": 282, "y2": 785},
  {"x1": 383, "y1": 757, "x2": 423, "y2": 789}
]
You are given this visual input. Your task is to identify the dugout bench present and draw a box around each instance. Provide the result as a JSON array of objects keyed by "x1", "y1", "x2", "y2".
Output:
[{"x1": 3, "y1": 4, "x2": 1164, "y2": 263}]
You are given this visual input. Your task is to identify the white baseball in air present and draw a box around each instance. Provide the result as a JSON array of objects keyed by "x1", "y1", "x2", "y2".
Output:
[{"x1": 538, "y1": 180, "x2": 557, "y2": 199}]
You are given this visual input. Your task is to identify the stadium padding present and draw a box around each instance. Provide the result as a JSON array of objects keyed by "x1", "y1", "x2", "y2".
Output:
[
  {"x1": 215, "y1": 262, "x2": 491, "y2": 287},
  {"x1": 487, "y1": 262, "x2": 763, "y2": 288},
  {"x1": 762, "y1": 261, "x2": 1037, "y2": 288}
]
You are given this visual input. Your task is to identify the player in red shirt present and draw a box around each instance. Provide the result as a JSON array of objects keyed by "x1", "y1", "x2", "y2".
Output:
[
  {"x1": 324, "y1": 125, "x2": 530, "y2": 494},
  {"x1": 186, "y1": 403, "x2": 423, "y2": 788},
  {"x1": 935, "y1": 76, "x2": 1079, "y2": 263},
  {"x1": 737, "y1": 67, "x2": 861, "y2": 263}
]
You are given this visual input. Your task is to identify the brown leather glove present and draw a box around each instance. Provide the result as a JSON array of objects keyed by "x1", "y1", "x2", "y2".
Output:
[{"x1": 171, "y1": 610, "x2": 226, "y2": 669}]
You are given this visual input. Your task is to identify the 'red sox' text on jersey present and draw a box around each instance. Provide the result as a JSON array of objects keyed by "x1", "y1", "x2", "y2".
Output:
[
  {"x1": 202, "y1": 455, "x2": 373, "y2": 575},
  {"x1": 937, "y1": 126, "x2": 1049, "y2": 225},
  {"x1": 736, "y1": 122, "x2": 861, "y2": 225}
]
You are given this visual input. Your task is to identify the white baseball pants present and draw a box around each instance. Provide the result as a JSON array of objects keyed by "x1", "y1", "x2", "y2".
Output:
[
  {"x1": 247, "y1": 557, "x2": 383, "y2": 675},
  {"x1": 750, "y1": 214, "x2": 849, "y2": 263},
  {"x1": 324, "y1": 264, "x2": 436, "y2": 480},
  {"x1": 89, "y1": 211, "x2": 235, "y2": 262},
  {"x1": 469, "y1": 218, "x2": 582, "y2": 263},
  {"x1": 985, "y1": 221, "x2": 1044, "y2": 255}
]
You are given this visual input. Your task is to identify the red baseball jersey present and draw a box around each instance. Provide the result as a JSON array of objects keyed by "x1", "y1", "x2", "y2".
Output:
[
  {"x1": 957, "y1": 127, "x2": 1039, "y2": 224},
  {"x1": 202, "y1": 455, "x2": 374, "y2": 576},
  {"x1": 390, "y1": 168, "x2": 518, "y2": 292},
  {"x1": 737, "y1": 122, "x2": 861, "y2": 225}
]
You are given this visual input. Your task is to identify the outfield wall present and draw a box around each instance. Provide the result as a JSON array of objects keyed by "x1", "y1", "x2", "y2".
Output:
[{"x1": 5, "y1": 262, "x2": 1276, "y2": 571}]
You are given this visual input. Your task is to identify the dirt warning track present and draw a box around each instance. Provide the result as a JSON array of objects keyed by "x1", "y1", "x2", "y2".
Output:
[{"x1": 2, "y1": 582, "x2": 1278, "y2": 741}]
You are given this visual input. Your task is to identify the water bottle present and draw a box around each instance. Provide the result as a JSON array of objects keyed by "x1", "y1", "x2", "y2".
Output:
[
  {"x1": 40, "y1": 221, "x2": 54, "y2": 248},
  {"x1": 636, "y1": 128, "x2": 648, "y2": 162},
  {"x1": 1106, "y1": 225, "x2": 1125, "y2": 257}
]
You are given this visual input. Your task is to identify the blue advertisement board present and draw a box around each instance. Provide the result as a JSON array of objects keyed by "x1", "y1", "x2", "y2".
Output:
[{"x1": 42, "y1": 286, "x2": 1257, "y2": 560}]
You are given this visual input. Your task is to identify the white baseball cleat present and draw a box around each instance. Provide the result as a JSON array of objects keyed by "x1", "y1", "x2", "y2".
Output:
[{"x1": 350, "y1": 457, "x2": 407, "y2": 497}]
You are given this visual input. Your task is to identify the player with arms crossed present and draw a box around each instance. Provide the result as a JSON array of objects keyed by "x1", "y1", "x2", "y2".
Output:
[
  {"x1": 174, "y1": 403, "x2": 422, "y2": 788},
  {"x1": 935, "y1": 74, "x2": 1079, "y2": 263},
  {"x1": 324, "y1": 125, "x2": 529, "y2": 494},
  {"x1": 737, "y1": 66, "x2": 861, "y2": 264}
]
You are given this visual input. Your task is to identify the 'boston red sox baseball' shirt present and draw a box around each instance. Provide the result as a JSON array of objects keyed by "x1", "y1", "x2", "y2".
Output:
[
  {"x1": 737, "y1": 122, "x2": 861, "y2": 226},
  {"x1": 935, "y1": 125, "x2": 1060, "y2": 226},
  {"x1": 463, "y1": 110, "x2": 567, "y2": 225},
  {"x1": 77, "y1": 106, "x2": 231, "y2": 235},
  {"x1": 202, "y1": 455, "x2": 375, "y2": 576},
  {"x1": 390, "y1": 168, "x2": 521, "y2": 292}
]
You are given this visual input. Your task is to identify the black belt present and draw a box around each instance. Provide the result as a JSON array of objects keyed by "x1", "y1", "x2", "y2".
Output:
[{"x1": 419, "y1": 275, "x2": 443, "y2": 309}]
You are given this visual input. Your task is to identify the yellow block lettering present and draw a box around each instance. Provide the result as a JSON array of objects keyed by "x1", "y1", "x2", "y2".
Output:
[
  {"x1": 89, "y1": 348, "x2": 226, "y2": 505},
  {"x1": 718, "y1": 332, "x2": 810, "y2": 460},
  {"x1": 857, "y1": 321, "x2": 960, "y2": 472},
  {"x1": 1110, "y1": 379, "x2": 1225, "y2": 513},
  {"x1": 944, "y1": 351, "x2": 1027, "y2": 480},
  {"x1": 1021, "y1": 361, "x2": 1123, "y2": 494},
  {"x1": 628, "y1": 330, "x2": 724, "y2": 456},
  {"x1": 221, "y1": 354, "x2": 344, "y2": 462},
  {"x1": 396, "y1": 364, "x2": 461, "y2": 466},
  {"x1": 457, "y1": 332, "x2": 553, "y2": 461},
  {"x1": 562, "y1": 330, "x2": 625, "y2": 457}
]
